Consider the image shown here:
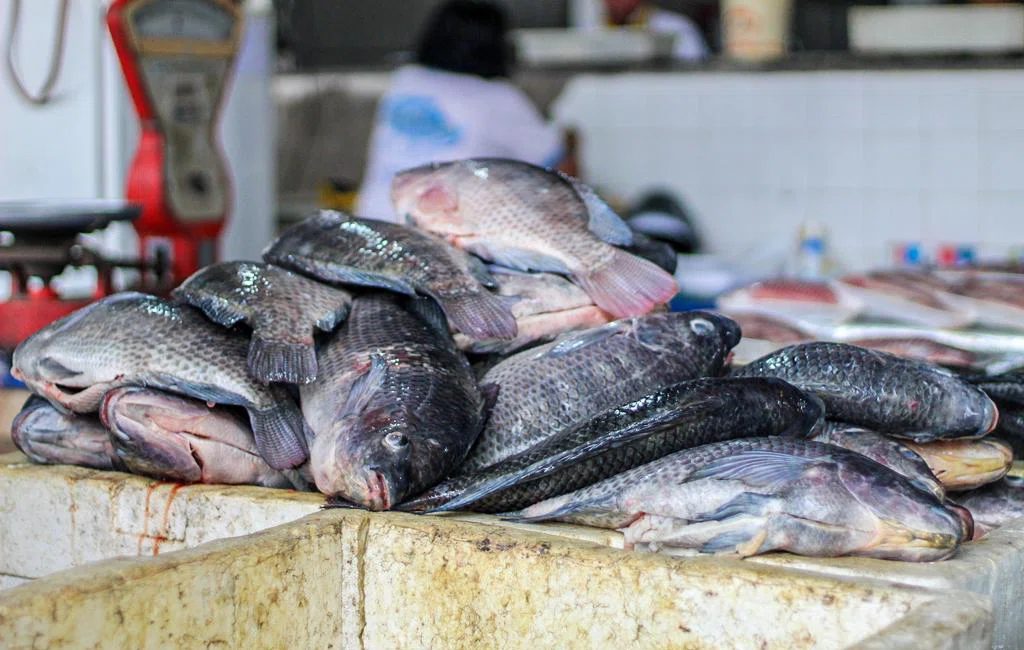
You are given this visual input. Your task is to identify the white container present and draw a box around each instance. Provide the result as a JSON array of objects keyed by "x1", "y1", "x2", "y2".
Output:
[{"x1": 721, "y1": 0, "x2": 794, "y2": 61}]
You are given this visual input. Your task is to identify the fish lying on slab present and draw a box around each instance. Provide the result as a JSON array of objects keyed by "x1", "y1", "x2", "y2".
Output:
[
  {"x1": 10, "y1": 395, "x2": 123, "y2": 471},
  {"x1": 101, "y1": 387, "x2": 308, "y2": 489},
  {"x1": 955, "y1": 464, "x2": 1024, "y2": 539},
  {"x1": 453, "y1": 267, "x2": 612, "y2": 355},
  {"x1": 459, "y1": 311, "x2": 741, "y2": 475},
  {"x1": 173, "y1": 261, "x2": 353, "y2": 384},
  {"x1": 811, "y1": 421, "x2": 944, "y2": 500},
  {"x1": 716, "y1": 279, "x2": 862, "y2": 327},
  {"x1": 11, "y1": 293, "x2": 309, "y2": 470},
  {"x1": 302, "y1": 294, "x2": 484, "y2": 510},
  {"x1": 838, "y1": 271, "x2": 974, "y2": 329},
  {"x1": 263, "y1": 210, "x2": 517, "y2": 341},
  {"x1": 902, "y1": 438, "x2": 1012, "y2": 492},
  {"x1": 849, "y1": 338, "x2": 980, "y2": 370},
  {"x1": 391, "y1": 158, "x2": 678, "y2": 319},
  {"x1": 733, "y1": 342, "x2": 998, "y2": 443},
  {"x1": 401, "y1": 377, "x2": 823, "y2": 514},
  {"x1": 507, "y1": 436, "x2": 969, "y2": 561}
]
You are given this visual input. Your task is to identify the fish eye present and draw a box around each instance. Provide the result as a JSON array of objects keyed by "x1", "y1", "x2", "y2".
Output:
[
  {"x1": 383, "y1": 432, "x2": 409, "y2": 451},
  {"x1": 689, "y1": 319, "x2": 715, "y2": 336},
  {"x1": 899, "y1": 447, "x2": 922, "y2": 461}
]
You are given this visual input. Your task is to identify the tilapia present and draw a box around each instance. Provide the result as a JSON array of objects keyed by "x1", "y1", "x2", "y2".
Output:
[
  {"x1": 716, "y1": 279, "x2": 862, "y2": 327},
  {"x1": 811, "y1": 421, "x2": 944, "y2": 500},
  {"x1": 838, "y1": 271, "x2": 974, "y2": 329},
  {"x1": 902, "y1": 438, "x2": 1012, "y2": 492},
  {"x1": 301, "y1": 294, "x2": 484, "y2": 510},
  {"x1": 173, "y1": 261, "x2": 352, "y2": 384},
  {"x1": 392, "y1": 158, "x2": 678, "y2": 318},
  {"x1": 454, "y1": 267, "x2": 612, "y2": 354},
  {"x1": 955, "y1": 467, "x2": 1024, "y2": 539},
  {"x1": 624, "y1": 232, "x2": 677, "y2": 274},
  {"x1": 733, "y1": 342, "x2": 998, "y2": 442},
  {"x1": 967, "y1": 371, "x2": 1024, "y2": 406},
  {"x1": 992, "y1": 402, "x2": 1024, "y2": 458},
  {"x1": 263, "y1": 210, "x2": 516, "y2": 340},
  {"x1": 11, "y1": 293, "x2": 308, "y2": 470},
  {"x1": 99, "y1": 387, "x2": 307, "y2": 488},
  {"x1": 510, "y1": 437, "x2": 968, "y2": 561},
  {"x1": 460, "y1": 311, "x2": 741, "y2": 475},
  {"x1": 402, "y1": 377, "x2": 823, "y2": 514},
  {"x1": 10, "y1": 395, "x2": 122, "y2": 471}
]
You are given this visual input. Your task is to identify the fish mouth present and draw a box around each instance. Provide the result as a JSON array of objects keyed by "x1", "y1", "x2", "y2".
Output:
[
  {"x1": 979, "y1": 398, "x2": 1000, "y2": 436},
  {"x1": 364, "y1": 469, "x2": 393, "y2": 511},
  {"x1": 866, "y1": 516, "x2": 962, "y2": 558},
  {"x1": 102, "y1": 388, "x2": 203, "y2": 482},
  {"x1": 910, "y1": 440, "x2": 1013, "y2": 490},
  {"x1": 945, "y1": 502, "x2": 975, "y2": 541}
]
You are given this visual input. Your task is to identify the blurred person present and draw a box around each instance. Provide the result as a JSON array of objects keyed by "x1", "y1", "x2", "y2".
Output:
[
  {"x1": 356, "y1": 0, "x2": 565, "y2": 221},
  {"x1": 605, "y1": 0, "x2": 709, "y2": 61}
]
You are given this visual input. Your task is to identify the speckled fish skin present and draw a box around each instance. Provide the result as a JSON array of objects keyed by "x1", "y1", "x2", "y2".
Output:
[
  {"x1": 392, "y1": 158, "x2": 678, "y2": 319},
  {"x1": 263, "y1": 210, "x2": 516, "y2": 341},
  {"x1": 510, "y1": 437, "x2": 967, "y2": 562},
  {"x1": 812, "y1": 421, "x2": 945, "y2": 500},
  {"x1": 967, "y1": 371, "x2": 1024, "y2": 406},
  {"x1": 10, "y1": 395, "x2": 122, "y2": 471},
  {"x1": 992, "y1": 402, "x2": 1024, "y2": 458},
  {"x1": 734, "y1": 342, "x2": 998, "y2": 443},
  {"x1": 453, "y1": 267, "x2": 613, "y2": 355},
  {"x1": 100, "y1": 387, "x2": 305, "y2": 489},
  {"x1": 11, "y1": 293, "x2": 308, "y2": 470},
  {"x1": 173, "y1": 261, "x2": 353, "y2": 384},
  {"x1": 955, "y1": 469, "x2": 1024, "y2": 539},
  {"x1": 401, "y1": 377, "x2": 823, "y2": 514},
  {"x1": 301, "y1": 294, "x2": 484, "y2": 510},
  {"x1": 458, "y1": 311, "x2": 741, "y2": 475},
  {"x1": 902, "y1": 438, "x2": 1013, "y2": 492}
]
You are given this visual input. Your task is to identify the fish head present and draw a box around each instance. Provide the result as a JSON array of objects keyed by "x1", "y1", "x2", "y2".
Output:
[
  {"x1": 644, "y1": 312, "x2": 740, "y2": 364},
  {"x1": 822, "y1": 426, "x2": 946, "y2": 500},
  {"x1": 904, "y1": 438, "x2": 1013, "y2": 491},
  {"x1": 391, "y1": 162, "x2": 466, "y2": 231},
  {"x1": 925, "y1": 376, "x2": 1000, "y2": 439},
  {"x1": 10, "y1": 395, "x2": 115, "y2": 468},
  {"x1": 838, "y1": 453, "x2": 965, "y2": 561}
]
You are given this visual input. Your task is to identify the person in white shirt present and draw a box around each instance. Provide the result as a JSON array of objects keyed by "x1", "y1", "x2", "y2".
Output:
[
  {"x1": 356, "y1": 0, "x2": 564, "y2": 222},
  {"x1": 604, "y1": 0, "x2": 710, "y2": 61}
]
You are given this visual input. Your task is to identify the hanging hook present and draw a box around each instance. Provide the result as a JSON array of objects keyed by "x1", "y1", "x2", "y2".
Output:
[{"x1": 5, "y1": 0, "x2": 71, "y2": 106}]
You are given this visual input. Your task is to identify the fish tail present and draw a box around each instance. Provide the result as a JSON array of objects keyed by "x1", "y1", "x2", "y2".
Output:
[
  {"x1": 574, "y1": 248, "x2": 679, "y2": 318},
  {"x1": 437, "y1": 291, "x2": 519, "y2": 341},
  {"x1": 501, "y1": 493, "x2": 591, "y2": 523},
  {"x1": 248, "y1": 336, "x2": 318, "y2": 385},
  {"x1": 249, "y1": 398, "x2": 310, "y2": 470}
]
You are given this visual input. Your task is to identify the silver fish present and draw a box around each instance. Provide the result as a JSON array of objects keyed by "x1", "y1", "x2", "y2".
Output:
[
  {"x1": 11, "y1": 293, "x2": 308, "y2": 470},
  {"x1": 173, "y1": 261, "x2": 352, "y2": 384},
  {"x1": 510, "y1": 437, "x2": 968, "y2": 562},
  {"x1": 392, "y1": 158, "x2": 678, "y2": 318},
  {"x1": 10, "y1": 395, "x2": 122, "y2": 471}
]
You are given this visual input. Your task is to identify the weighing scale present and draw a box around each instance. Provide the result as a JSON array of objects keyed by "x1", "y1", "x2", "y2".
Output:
[{"x1": 107, "y1": 0, "x2": 244, "y2": 285}]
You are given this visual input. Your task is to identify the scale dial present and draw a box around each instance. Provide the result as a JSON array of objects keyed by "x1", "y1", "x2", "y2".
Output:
[{"x1": 130, "y1": 0, "x2": 235, "y2": 42}]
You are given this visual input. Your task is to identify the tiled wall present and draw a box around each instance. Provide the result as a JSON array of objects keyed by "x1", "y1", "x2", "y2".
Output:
[{"x1": 553, "y1": 70, "x2": 1024, "y2": 273}]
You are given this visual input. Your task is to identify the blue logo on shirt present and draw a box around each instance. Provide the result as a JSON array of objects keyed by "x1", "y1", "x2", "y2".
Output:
[{"x1": 384, "y1": 95, "x2": 461, "y2": 146}]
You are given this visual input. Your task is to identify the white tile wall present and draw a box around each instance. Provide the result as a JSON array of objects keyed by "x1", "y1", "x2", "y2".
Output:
[{"x1": 553, "y1": 70, "x2": 1024, "y2": 273}]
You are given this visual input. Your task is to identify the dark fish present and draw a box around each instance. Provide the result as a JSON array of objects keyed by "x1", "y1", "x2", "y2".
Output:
[
  {"x1": 10, "y1": 395, "x2": 123, "y2": 471},
  {"x1": 301, "y1": 294, "x2": 484, "y2": 510},
  {"x1": 902, "y1": 438, "x2": 1012, "y2": 492},
  {"x1": 955, "y1": 467, "x2": 1024, "y2": 539},
  {"x1": 992, "y1": 401, "x2": 1024, "y2": 458},
  {"x1": 392, "y1": 158, "x2": 678, "y2": 318},
  {"x1": 967, "y1": 371, "x2": 1024, "y2": 406},
  {"x1": 623, "y1": 232, "x2": 677, "y2": 274},
  {"x1": 401, "y1": 377, "x2": 823, "y2": 514},
  {"x1": 734, "y1": 342, "x2": 998, "y2": 442},
  {"x1": 11, "y1": 293, "x2": 308, "y2": 470},
  {"x1": 173, "y1": 261, "x2": 352, "y2": 384},
  {"x1": 811, "y1": 421, "x2": 944, "y2": 500},
  {"x1": 509, "y1": 437, "x2": 968, "y2": 561},
  {"x1": 459, "y1": 311, "x2": 741, "y2": 475},
  {"x1": 101, "y1": 387, "x2": 308, "y2": 489},
  {"x1": 263, "y1": 210, "x2": 516, "y2": 341}
]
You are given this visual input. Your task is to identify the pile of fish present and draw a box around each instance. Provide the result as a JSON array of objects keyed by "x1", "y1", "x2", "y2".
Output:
[{"x1": 8, "y1": 158, "x2": 1024, "y2": 563}]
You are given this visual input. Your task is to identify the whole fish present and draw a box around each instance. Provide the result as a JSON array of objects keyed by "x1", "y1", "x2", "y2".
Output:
[
  {"x1": 454, "y1": 267, "x2": 612, "y2": 355},
  {"x1": 402, "y1": 377, "x2": 823, "y2": 514},
  {"x1": 955, "y1": 467, "x2": 1024, "y2": 539},
  {"x1": 11, "y1": 293, "x2": 308, "y2": 470},
  {"x1": 460, "y1": 311, "x2": 741, "y2": 475},
  {"x1": 733, "y1": 342, "x2": 998, "y2": 442},
  {"x1": 903, "y1": 438, "x2": 1013, "y2": 492},
  {"x1": 391, "y1": 158, "x2": 678, "y2": 318},
  {"x1": 101, "y1": 387, "x2": 306, "y2": 489},
  {"x1": 811, "y1": 421, "x2": 944, "y2": 500},
  {"x1": 509, "y1": 437, "x2": 968, "y2": 562},
  {"x1": 263, "y1": 210, "x2": 516, "y2": 341},
  {"x1": 301, "y1": 294, "x2": 484, "y2": 510},
  {"x1": 10, "y1": 395, "x2": 122, "y2": 471},
  {"x1": 173, "y1": 261, "x2": 353, "y2": 384}
]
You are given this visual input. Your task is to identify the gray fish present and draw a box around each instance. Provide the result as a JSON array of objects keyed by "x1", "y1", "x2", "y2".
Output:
[
  {"x1": 453, "y1": 267, "x2": 612, "y2": 355},
  {"x1": 100, "y1": 387, "x2": 306, "y2": 489},
  {"x1": 402, "y1": 377, "x2": 823, "y2": 514},
  {"x1": 734, "y1": 342, "x2": 998, "y2": 442},
  {"x1": 624, "y1": 232, "x2": 678, "y2": 275},
  {"x1": 510, "y1": 437, "x2": 968, "y2": 562},
  {"x1": 967, "y1": 371, "x2": 1024, "y2": 406},
  {"x1": 263, "y1": 210, "x2": 517, "y2": 341},
  {"x1": 11, "y1": 293, "x2": 308, "y2": 470},
  {"x1": 992, "y1": 401, "x2": 1024, "y2": 457},
  {"x1": 392, "y1": 158, "x2": 678, "y2": 318},
  {"x1": 301, "y1": 294, "x2": 484, "y2": 510},
  {"x1": 173, "y1": 261, "x2": 352, "y2": 384},
  {"x1": 812, "y1": 421, "x2": 945, "y2": 500},
  {"x1": 459, "y1": 311, "x2": 741, "y2": 475},
  {"x1": 11, "y1": 395, "x2": 122, "y2": 471},
  {"x1": 955, "y1": 467, "x2": 1024, "y2": 539}
]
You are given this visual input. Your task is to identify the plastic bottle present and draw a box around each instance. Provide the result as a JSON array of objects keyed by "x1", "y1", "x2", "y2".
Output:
[{"x1": 794, "y1": 221, "x2": 828, "y2": 280}]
